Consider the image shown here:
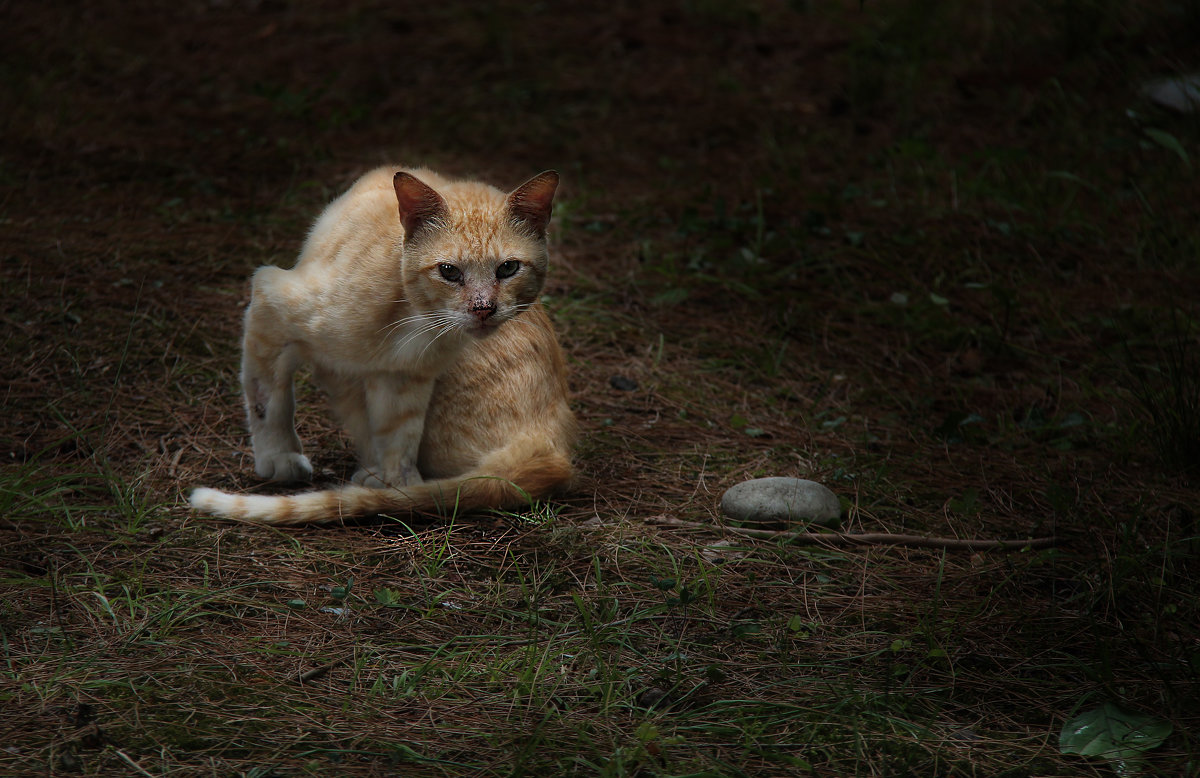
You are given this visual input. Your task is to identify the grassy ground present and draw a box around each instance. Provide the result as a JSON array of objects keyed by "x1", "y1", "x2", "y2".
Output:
[{"x1": 3, "y1": 1, "x2": 1199, "y2": 775}]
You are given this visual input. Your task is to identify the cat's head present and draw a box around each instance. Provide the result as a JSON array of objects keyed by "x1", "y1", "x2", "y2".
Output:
[{"x1": 395, "y1": 170, "x2": 558, "y2": 339}]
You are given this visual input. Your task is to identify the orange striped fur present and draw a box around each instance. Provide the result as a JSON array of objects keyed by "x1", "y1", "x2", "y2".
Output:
[{"x1": 189, "y1": 167, "x2": 576, "y2": 524}]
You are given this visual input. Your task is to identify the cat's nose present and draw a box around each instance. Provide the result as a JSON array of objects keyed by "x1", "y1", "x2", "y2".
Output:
[{"x1": 470, "y1": 300, "x2": 497, "y2": 321}]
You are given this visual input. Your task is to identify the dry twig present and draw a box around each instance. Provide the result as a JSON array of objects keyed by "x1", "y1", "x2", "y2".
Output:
[{"x1": 646, "y1": 516, "x2": 1057, "y2": 551}]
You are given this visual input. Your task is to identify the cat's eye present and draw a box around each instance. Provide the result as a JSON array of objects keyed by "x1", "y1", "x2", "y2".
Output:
[
  {"x1": 438, "y1": 263, "x2": 463, "y2": 284},
  {"x1": 495, "y1": 259, "x2": 520, "y2": 280}
]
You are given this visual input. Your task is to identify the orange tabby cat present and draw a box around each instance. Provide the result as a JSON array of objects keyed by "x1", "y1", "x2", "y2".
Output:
[{"x1": 189, "y1": 166, "x2": 577, "y2": 524}]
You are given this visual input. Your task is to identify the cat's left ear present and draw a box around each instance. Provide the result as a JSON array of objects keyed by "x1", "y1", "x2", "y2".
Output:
[{"x1": 506, "y1": 170, "x2": 559, "y2": 237}]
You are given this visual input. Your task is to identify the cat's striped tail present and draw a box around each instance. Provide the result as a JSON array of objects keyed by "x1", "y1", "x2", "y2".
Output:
[{"x1": 188, "y1": 441, "x2": 572, "y2": 525}]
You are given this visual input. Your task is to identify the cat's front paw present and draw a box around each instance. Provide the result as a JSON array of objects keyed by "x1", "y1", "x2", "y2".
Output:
[
  {"x1": 351, "y1": 468, "x2": 382, "y2": 488},
  {"x1": 255, "y1": 452, "x2": 313, "y2": 483}
]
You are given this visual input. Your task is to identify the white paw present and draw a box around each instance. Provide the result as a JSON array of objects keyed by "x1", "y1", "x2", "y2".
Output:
[{"x1": 255, "y1": 452, "x2": 313, "y2": 483}]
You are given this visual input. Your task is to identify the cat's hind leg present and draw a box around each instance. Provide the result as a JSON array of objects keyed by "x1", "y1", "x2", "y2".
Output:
[
  {"x1": 242, "y1": 267, "x2": 313, "y2": 483},
  {"x1": 317, "y1": 369, "x2": 381, "y2": 484}
]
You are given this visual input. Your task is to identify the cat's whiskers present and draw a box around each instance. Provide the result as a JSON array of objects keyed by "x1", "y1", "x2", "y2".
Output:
[
  {"x1": 371, "y1": 310, "x2": 440, "y2": 362},
  {"x1": 393, "y1": 316, "x2": 452, "y2": 353},
  {"x1": 415, "y1": 315, "x2": 462, "y2": 364},
  {"x1": 494, "y1": 303, "x2": 538, "y2": 333},
  {"x1": 380, "y1": 300, "x2": 538, "y2": 362},
  {"x1": 380, "y1": 309, "x2": 455, "y2": 343},
  {"x1": 379, "y1": 311, "x2": 438, "y2": 336},
  {"x1": 372, "y1": 298, "x2": 414, "y2": 336}
]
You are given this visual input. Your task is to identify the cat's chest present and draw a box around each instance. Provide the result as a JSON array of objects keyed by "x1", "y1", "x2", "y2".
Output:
[{"x1": 381, "y1": 317, "x2": 466, "y2": 370}]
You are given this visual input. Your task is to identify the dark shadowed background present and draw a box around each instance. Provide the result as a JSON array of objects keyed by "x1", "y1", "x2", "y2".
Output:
[{"x1": 2, "y1": 1, "x2": 1199, "y2": 775}]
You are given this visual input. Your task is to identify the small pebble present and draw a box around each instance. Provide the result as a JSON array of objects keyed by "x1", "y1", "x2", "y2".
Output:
[
  {"x1": 721, "y1": 477, "x2": 841, "y2": 527},
  {"x1": 609, "y1": 375, "x2": 638, "y2": 391}
]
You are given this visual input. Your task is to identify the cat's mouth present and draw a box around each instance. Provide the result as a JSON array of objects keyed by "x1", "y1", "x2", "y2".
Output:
[{"x1": 466, "y1": 318, "x2": 504, "y2": 338}]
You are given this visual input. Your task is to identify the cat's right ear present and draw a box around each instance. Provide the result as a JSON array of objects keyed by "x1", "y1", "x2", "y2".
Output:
[
  {"x1": 393, "y1": 172, "x2": 448, "y2": 238},
  {"x1": 506, "y1": 170, "x2": 559, "y2": 238}
]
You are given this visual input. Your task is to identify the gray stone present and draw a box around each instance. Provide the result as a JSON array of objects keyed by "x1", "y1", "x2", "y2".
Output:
[
  {"x1": 1142, "y1": 74, "x2": 1200, "y2": 114},
  {"x1": 720, "y1": 477, "x2": 841, "y2": 527}
]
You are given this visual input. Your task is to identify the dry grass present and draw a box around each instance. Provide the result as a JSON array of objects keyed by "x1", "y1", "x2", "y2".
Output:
[{"x1": 3, "y1": 0, "x2": 1200, "y2": 775}]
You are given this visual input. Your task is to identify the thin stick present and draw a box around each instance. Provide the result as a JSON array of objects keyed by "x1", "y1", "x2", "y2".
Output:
[
  {"x1": 114, "y1": 750, "x2": 155, "y2": 777},
  {"x1": 298, "y1": 659, "x2": 345, "y2": 683},
  {"x1": 646, "y1": 516, "x2": 1057, "y2": 551}
]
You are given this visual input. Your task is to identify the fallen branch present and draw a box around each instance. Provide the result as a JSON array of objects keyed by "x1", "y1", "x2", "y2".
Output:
[
  {"x1": 298, "y1": 659, "x2": 345, "y2": 684},
  {"x1": 646, "y1": 516, "x2": 1057, "y2": 551}
]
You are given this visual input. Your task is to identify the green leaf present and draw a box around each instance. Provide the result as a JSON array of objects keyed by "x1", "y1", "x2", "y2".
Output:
[
  {"x1": 1143, "y1": 128, "x2": 1191, "y2": 168},
  {"x1": 635, "y1": 721, "x2": 660, "y2": 744},
  {"x1": 330, "y1": 577, "x2": 353, "y2": 601},
  {"x1": 1060, "y1": 703, "x2": 1172, "y2": 776},
  {"x1": 373, "y1": 588, "x2": 400, "y2": 606},
  {"x1": 731, "y1": 622, "x2": 762, "y2": 639}
]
